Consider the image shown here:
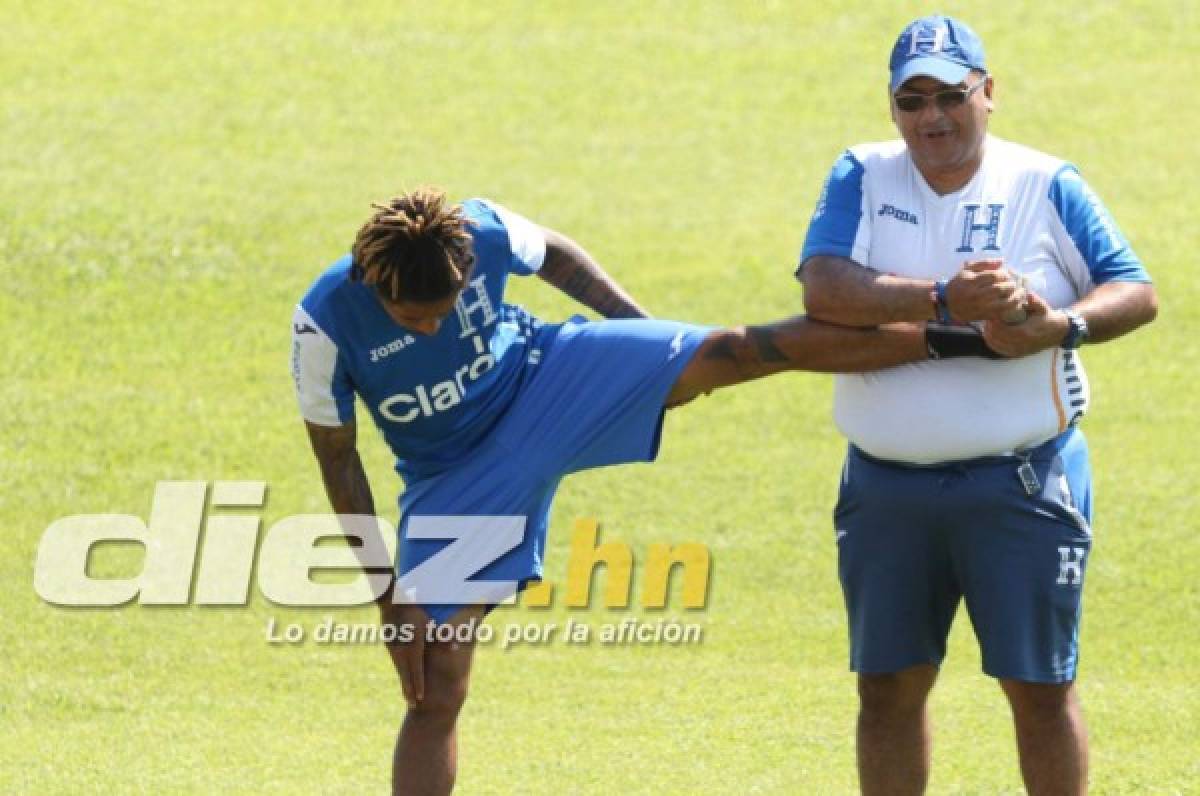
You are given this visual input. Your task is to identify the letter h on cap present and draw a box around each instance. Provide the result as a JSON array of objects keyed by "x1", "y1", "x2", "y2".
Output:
[{"x1": 908, "y1": 22, "x2": 948, "y2": 55}]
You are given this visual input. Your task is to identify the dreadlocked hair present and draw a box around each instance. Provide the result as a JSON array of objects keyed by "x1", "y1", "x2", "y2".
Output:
[{"x1": 350, "y1": 188, "x2": 475, "y2": 303}]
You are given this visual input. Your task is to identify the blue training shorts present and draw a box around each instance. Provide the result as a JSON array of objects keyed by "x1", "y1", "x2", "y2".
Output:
[
  {"x1": 835, "y1": 428, "x2": 1093, "y2": 683},
  {"x1": 394, "y1": 317, "x2": 711, "y2": 623}
]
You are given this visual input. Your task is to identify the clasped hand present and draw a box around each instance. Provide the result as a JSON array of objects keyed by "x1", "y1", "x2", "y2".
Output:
[
  {"x1": 946, "y1": 259, "x2": 1068, "y2": 357},
  {"x1": 944, "y1": 259, "x2": 1025, "y2": 322}
]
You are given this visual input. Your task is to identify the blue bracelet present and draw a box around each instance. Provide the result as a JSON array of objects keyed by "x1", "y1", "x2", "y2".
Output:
[{"x1": 934, "y1": 279, "x2": 952, "y2": 324}]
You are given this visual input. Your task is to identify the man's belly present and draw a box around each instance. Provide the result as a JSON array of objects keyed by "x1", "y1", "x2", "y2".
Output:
[{"x1": 833, "y1": 351, "x2": 1082, "y2": 464}]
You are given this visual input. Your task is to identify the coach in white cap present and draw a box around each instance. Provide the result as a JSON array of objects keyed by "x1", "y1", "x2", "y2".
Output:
[{"x1": 797, "y1": 14, "x2": 1157, "y2": 795}]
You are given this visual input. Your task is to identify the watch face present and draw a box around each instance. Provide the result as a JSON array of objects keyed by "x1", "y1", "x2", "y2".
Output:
[{"x1": 1063, "y1": 312, "x2": 1087, "y2": 349}]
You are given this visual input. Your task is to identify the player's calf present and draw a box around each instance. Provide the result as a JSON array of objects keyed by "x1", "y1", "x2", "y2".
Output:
[
  {"x1": 666, "y1": 317, "x2": 929, "y2": 407},
  {"x1": 665, "y1": 315, "x2": 1007, "y2": 408}
]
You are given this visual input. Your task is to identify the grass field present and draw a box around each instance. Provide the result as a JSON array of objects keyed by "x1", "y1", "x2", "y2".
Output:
[{"x1": 2, "y1": 1, "x2": 1197, "y2": 793}]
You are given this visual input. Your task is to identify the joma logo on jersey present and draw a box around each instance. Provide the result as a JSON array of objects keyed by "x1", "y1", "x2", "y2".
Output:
[
  {"x1": 378, "y1": 336, "x2": 495, "y2": 423},
  {"x1": 879, "y1": 204, "x2": 919, "y2": 225},
  {"x1": 369, "y1": 334, "x2": 417, "y2": 363}
]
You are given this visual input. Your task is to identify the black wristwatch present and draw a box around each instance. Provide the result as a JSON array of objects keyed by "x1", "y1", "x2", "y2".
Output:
[{"x1": 1061, "y1": 309, "x2": 1089, "y2": 349}]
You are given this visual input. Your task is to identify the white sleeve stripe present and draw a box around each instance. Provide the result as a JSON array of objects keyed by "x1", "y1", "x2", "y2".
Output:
[
  {"x1": 1046, "y1": 208, "x2": 1093, "y2": 299},
  {"x1": 482, "y1": 199, "x2": 547, "y2": 272},
  {"x1": 291, "y1": 305, "x2": 346, "y2": 427}
]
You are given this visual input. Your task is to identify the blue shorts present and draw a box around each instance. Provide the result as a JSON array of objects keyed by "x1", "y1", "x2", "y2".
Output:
[
  {"x1": 835, "y1": 429, "x2": 1093, "y2": 683},
  {"x1": 394, "y1": 317, "x2": 711, "y2": 623}
]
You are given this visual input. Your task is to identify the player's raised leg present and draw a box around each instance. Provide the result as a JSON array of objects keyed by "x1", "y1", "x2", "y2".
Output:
[{"x1": 666, "y1": 316, "x2": 928, "y2": 407}]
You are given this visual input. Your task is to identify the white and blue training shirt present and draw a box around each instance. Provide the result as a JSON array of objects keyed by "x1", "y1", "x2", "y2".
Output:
[{"x1": 800, "y1": 135, "x2": 1150, "y2": 464}]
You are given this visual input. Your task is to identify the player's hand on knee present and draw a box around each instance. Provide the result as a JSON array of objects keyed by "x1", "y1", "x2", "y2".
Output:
[{"x1": 380, "y1": 601, "x2": 429, "y2": 708}]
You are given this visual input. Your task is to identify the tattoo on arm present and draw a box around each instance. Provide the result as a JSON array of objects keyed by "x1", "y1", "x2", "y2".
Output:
[
  {"x1": 701, "y1": 325, "x2": 786, "y2": 376},
  {"x1": 701, "y1": 335, "x2": 737, "y2": 362},
  {"x1": 671, "y1": 318, "x2": 926, "y2": 407},
  {"x1": 557, "y1": 262, "x2": 598, "y2": 302},
  {"x1": 306, "y1": 421, "x2": 374, "y2": 514},
  {"x1": 304, "y1": 421, "x2": 388, "y2": 599},
  {"x1": 538, "y1": 230, "x2": 649, "y2": 319},
  {"x1": 749, "y1": 327, "x2": 787, "y2": 363}
]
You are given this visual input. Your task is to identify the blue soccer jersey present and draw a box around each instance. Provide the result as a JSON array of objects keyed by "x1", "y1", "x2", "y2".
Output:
[
  {"x1": 291, "y1": 198, "x2": 547, "y2": 480},
  {"x1": 292, "y1": 196, "x2": 713, "y2": 622}
]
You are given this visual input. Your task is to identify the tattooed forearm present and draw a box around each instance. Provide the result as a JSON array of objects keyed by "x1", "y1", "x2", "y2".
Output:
[
  {"x1": 304, "y1": 421, "x2": 390, "y2": 602},
  {"x1": 538, "y1": 229, "x2": 650, "y2": 319},
  {"x1": 555, "y1": 264, "x2": 612, "y2": 312},
  {"x1": 322, "y1": 453, "x2": 375, "y2": 517},
  {"x1": 305, "y1": 422, "x2": 375, "y2": 513}
]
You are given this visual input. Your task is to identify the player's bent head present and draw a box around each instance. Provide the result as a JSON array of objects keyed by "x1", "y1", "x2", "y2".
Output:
[{"x1": 351, "y1": 187, "x2": 475, "y2": 305}]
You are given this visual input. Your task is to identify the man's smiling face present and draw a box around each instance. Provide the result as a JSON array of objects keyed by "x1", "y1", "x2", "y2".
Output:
[{"x1": 891, "y1": 71, "x2": 993, "y2": 193}]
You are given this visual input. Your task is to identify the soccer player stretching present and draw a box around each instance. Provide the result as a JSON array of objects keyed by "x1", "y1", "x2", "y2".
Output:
[{"x1": 291, "y1": 188, "x2": 988, "y2": 794}]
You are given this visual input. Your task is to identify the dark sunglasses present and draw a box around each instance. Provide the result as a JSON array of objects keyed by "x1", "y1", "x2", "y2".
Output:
[{"x1": 893, "y1": 76, "x2": 987, "y2": 113}]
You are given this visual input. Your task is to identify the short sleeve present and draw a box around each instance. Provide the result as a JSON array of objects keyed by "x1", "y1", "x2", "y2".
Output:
[
  {"x1": 799, "y1": 150, "x2": 869, "y2": 269},
  {"x1": 479, "y1": 199, "x2": 546, "y2": 275},
  {"x1": 291, "y1": 304, "x2": 355, "y2": 426},
  {"x1": 1048, "y1": 165, "x2": 1150, "y2": 285}
]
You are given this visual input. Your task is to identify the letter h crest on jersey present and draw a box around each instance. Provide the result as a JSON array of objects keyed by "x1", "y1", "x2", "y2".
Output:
[
  {"x1": 956, "y1": 203, "x2": 1004, "y2": 253},
  {"x1": 455, "y1": 275, "x2": 497, "y2": 337}
]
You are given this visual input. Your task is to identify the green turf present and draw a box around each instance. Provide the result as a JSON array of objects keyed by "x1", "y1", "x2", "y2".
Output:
[{"x1": 2, "y1": 1, "x2": 1197, "y2": 792}]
